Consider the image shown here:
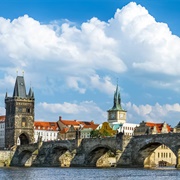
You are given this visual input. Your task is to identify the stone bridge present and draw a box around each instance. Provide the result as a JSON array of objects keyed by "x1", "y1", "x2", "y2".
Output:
[
  {"x1": 11, "y1": 139, "x2": 77, "y2": 167},
  {"x1": 117, "y1": 133, "x2": 180, "y2": 168},
  {"x1": 10, "y1": 133, "x2": 180, "y2": 168}
]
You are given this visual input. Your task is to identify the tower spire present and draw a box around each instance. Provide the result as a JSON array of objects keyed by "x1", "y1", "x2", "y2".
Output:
[
  {"x1": 112, "y1": 82, "x2": 122, "y2": 110},
  {"x1": 13, "y1": 76, "x2": 27, "y2": 98},
  {"x1": 107, "y1": 81, "x2": 127, "y2": 124}
]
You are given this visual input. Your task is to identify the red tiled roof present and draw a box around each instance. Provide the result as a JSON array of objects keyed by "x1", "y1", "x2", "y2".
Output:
[
  {"x1": 60, "y1": 120, "x2": 81, "y2": 126},
  {"x1": 60, "y1": 119, "x2": 99, "y2": 130},
  {"x1": 145, "y1": 122, "x2": 171, "y2": 133},
  {"x1": 60, "y1": 127, "x2": 69, "y2": 133},
  {"x1": 0, "y1": 116, "x2": 5, "y2": 122},
  {"x1": 81, "y1": 123, "x2": 99, "y2": 130},
  {"x1": 34, "y1": 121, "x2": 59, "y2": 131}
]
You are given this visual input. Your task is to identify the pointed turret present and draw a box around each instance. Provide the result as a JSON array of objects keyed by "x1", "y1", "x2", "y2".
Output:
[
  {"x1": 111, "y1": 84, "x2": 123, "y2": 110},
  {"x1": 32, "y1": 91, "x2": 34, "y2": 98},
  {"x1": 107, "y1": 83, "x2": 127, "y2": 124},
  {"x1": 13, "y1": 76, "x2": 27, "y2": 98},
  {"x1": 28, "y1": 87, "x2": 34, "y2": 98},
  {"x1": 5, "y1": 91, "x2": 8, "y2": 98}
]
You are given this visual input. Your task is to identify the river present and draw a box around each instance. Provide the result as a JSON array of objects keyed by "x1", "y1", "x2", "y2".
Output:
[{"x1": 0, "y1": 167, "x2": 179, "y2": 180}]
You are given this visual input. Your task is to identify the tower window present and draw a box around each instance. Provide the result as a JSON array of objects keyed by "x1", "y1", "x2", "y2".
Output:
[
  {"x1": 18, "y1": 107, "x2": 22, "y2": 113},
  {"x1": 26, "y1": 108, "x2": 31, "y2": 113},
  {"x1": 22, "y1": 117, "x2": 27, "y2": 127}
]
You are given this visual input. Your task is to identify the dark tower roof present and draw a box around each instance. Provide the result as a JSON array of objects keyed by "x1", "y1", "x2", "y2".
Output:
[
  {"x1": 175, "y1": 121, "x2": 180, "y2": 128},
  {"x1": 109, "y1": 84, "x2": 125, "y2": 111},
  {"x1": 28, "y1": 87, "x2": 33, "y2": 97},
  {"x1": 13, "y1": 76, "x2": 27, "y2": 98}
]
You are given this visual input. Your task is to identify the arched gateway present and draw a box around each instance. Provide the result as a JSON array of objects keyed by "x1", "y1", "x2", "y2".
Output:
[{"x1": 18, "y1": 133, "x2": 30, "y2": 145}]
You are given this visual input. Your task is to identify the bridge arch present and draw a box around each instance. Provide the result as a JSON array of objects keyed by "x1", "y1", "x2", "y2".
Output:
[
  {"x1": 43, "y1": 145, "x2": 72, "y2": 167},
  {"x1": 84, "y1": 145, "x2": 116, "y2": 167},
  {"x1": 17, "y1": 149, "x2": 34, "y2": 166},
  {"x1": 132, "y1": 141, "x2": 177, "y2": 167},
  {"x1": 10, "y1": 143, "x2": 39, "y2": 167}
]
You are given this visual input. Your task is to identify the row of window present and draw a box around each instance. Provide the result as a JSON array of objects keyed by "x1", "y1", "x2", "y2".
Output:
[
  {"x1": 161, "y1": 145, "x2": 168, "y2": 149},
  {"x1": 123, "y1": 126, "x2": 135, "y2": 131},
  {"x1": 158, "y1": 152, "x2": 171, "y2": 158},
  {"x1": 0, "y1": 132, "x2": 5, "y2": 136},
  {"x1": 80, "y1": 132, "x2": 91, "y2": 138},
  {"x1": 124, "y1": 133, "x2": 133, "y2": 136},
  {"x1": 36, "y1": 131, "x2": 57, "y2": 137},
  {"x1": 16, "y1": 107, "x2": 32, "y2": 113},
  {"x1": 0, "y1": 124, "x2": 5, "y2": 128},
  {"x1": 35, "y1": 127, "x2": 59, "y2": 131}
]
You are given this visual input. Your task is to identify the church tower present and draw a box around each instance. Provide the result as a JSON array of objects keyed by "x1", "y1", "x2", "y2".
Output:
[
  {"x1": 5, "y1": 76, "x2": 35, "y2": 148},
  {"x1": 107, "y1": 84, "x2": 127, "y2": 124}
]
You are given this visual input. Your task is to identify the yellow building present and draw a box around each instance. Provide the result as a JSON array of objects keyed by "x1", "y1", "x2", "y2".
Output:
[
  {"x1": 98, "y1": 122, "x2": 116, "y2": 137},
  {"x1": 144, "y1": 144, "x2": 176, "y2": 168}
]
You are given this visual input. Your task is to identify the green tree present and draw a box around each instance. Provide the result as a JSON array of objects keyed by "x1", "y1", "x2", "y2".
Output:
[
  {"x1": 100, "y1": 130, "x2": 112, "y2": 137},
  {"x1": 90, "y1": 130, "x2": 101, "y2": 138}
]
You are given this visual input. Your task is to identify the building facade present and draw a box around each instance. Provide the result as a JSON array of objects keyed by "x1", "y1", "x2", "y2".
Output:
[
  {"x1": 107, "y1": 84, "x2": 127, "y2": 124},
  {"x1": 134, "y1": 121, "x2": 172, "y2": 135},
  {"x1": 112, "y1": 122, "x2": 139, "y2": 136},
  {"x1": 173, "y1": 122, "x2": 180, "y2": 133},
  {"x1": 34, "y1": 121, "x2": 59, "y2": 142},
  {"x1": 0, "y1": 116, "x2": 5, "y2": 148},
  {"x1": 80, "y1": 121, "x2": 99, "y2": 138},
  {"x1": 5, "y1": 76, "x2": 35, "y2": 148},
  {"x1": 144, "y1": 144, "x2": 176, "y2": 167},
  {"x1": 57, "y1": 117, "x2": 99, "y2": 140}
]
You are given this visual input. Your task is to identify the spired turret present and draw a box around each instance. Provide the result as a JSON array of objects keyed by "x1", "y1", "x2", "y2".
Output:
[
  {"x1": 5, "y1": 91, "x2": 8, "y2": 99},
  {"x1": 107, "y1": 84, "x2": 127, "y2": 124},
  {"x1": 5, "y1": 75, "x2": 35, "y2": 148},
  {"x1": 28, "y1": 87, "x2": 34, "y2": 98},
  {"x1": 112, "y1": 84, "x2": 123, "y2": 110}
]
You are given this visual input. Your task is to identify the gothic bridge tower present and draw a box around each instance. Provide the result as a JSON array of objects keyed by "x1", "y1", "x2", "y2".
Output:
[
  {"x1": 107, "y1": 84, "x2": 127, "y2": 124},
  {"x1": 5, "y1": 76, "x2": 35, "y2": 148}
]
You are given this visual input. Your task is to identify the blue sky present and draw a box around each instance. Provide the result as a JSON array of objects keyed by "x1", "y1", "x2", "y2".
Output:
[{"x1": 0, "y1": 0, "x2": 180, "y2": 127}]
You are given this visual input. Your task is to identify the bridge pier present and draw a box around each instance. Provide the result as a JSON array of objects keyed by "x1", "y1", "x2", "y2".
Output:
[{"x1": 176, "y1": 149, "x2": 180, "y2": 168}]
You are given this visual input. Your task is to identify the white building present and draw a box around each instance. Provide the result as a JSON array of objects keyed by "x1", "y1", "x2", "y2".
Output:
[
  {"x1": 0, "y1": 116, "x2": 5, "y2": 148},
  {"x1": 34, "y1": 121, "x2": 59, "y2": 142},
  {"x1": 111, "y1": 122, "x2": 139, "y2": 136},
  {"x1": 120, "y1": 123, "x2": 139, "y2": 136}
]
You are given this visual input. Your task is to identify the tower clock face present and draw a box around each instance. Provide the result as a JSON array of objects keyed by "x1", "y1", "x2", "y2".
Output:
[{"x1": 119, "y1": 113, "x2": 123, "y2": 118}]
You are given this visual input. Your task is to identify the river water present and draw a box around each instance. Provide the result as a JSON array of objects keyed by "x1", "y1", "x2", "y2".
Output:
[{"x1": 0, "y1": 167, "x2": 179, "y2": 180}]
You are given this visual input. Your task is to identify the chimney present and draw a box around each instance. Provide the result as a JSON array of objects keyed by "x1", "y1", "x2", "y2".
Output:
[{"x1": 59, "y1": 116, "x2": 62, "y2": 121}]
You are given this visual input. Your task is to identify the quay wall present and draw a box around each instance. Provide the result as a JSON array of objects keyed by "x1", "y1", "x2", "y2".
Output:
[{"x1": 0, "y1": 150, "x2": 14, "y2": 166}]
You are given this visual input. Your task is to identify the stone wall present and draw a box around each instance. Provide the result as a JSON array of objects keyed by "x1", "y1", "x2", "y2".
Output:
[{"x1": 0, "y1": 150, "x2": 14, "y2": 166}]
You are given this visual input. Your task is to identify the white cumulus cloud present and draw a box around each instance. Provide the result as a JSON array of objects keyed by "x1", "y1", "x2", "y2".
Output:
[
  {"x1": 1, "y1": 2, "x2": 180, "y2": 124},
  {"x1": 1, "y1": 2, "x2": 180, "y2": 94},
  {"x1": 37, "y1": 101, "x2": 106, "y2": 123},
  {"x1": 124, "y1": 102, "x2": 180, "y2": 126}
]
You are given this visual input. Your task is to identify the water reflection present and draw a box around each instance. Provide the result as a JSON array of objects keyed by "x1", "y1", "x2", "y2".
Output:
[{"x1": 0, "y1": 167, "x2": 179, "y2": 180}]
